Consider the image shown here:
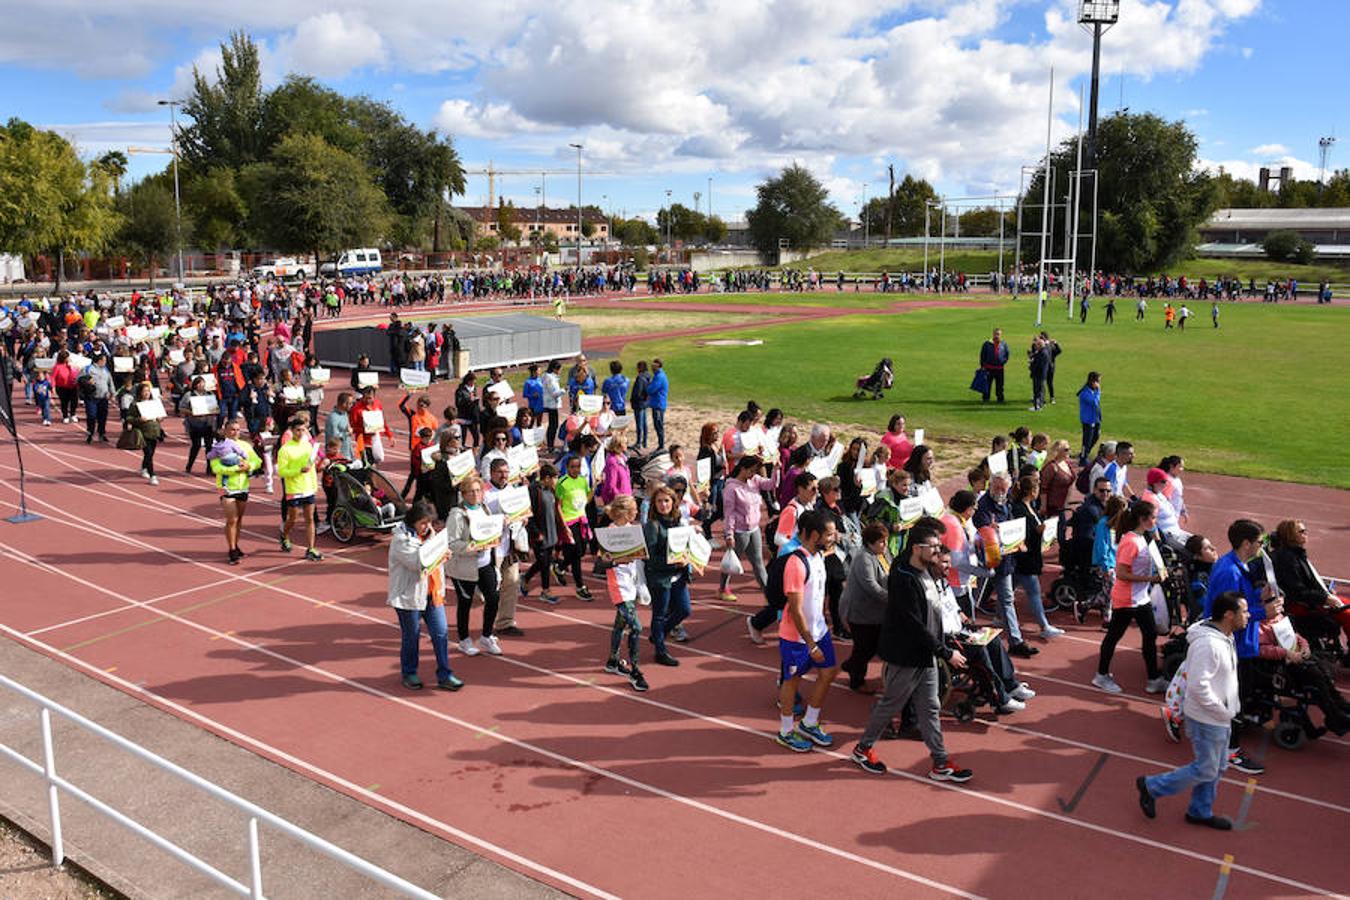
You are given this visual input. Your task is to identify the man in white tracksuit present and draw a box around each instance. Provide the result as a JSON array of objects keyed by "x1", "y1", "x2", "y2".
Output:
[{"x1": 1135, "y1": 591, "x2": 1248, "y2": 830}]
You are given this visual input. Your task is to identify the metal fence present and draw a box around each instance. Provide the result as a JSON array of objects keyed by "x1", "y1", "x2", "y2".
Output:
[{"x1": 0, "y1": 673, "x2": 438, "y2": 899}]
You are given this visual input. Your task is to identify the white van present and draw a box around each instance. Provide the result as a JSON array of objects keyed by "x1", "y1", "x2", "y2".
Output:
[{"x1": 321, "y1": 248, "x2": 383, "y2": 276}]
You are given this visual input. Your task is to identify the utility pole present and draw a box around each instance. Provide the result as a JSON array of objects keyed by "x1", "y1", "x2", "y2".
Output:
[
  {"x1": 664, "y1": 188, "x2": 673, "y2": 262},
  {"x1": 157, "y1": 99, "x2": 185, "y2": 281},
  {"x1": 885, "y1": 164, "x2": 895, "y2": 247},
  {"x1": 569, "y1": 143, "x2": 583, "y2": 266},
  {"x1": 862, "y1": 182, "x2": 869, "y2": 248}
]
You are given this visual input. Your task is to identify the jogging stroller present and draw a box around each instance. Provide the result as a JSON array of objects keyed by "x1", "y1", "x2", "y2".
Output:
[
  {"x1": 853, "y1": 357, "x2": 894, "y2": 400},
  {"x1": 329, "y1": 465, "x2": 407, "y2": 543}
]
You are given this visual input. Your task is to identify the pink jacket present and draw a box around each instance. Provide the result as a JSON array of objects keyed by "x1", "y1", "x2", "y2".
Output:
[
  {"x1": 596, "y1": 454, "x2": 632, "y2": 505},
  {"x1": 723, "y1": 475, "x2": 773, "y2": 533}
]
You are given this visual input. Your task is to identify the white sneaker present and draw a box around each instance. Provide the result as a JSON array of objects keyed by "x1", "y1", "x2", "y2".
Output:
[
  {"x1": 1091, "y1": 673, "x2": 1122, "y2": 694},
  {"x1": 266, "y1": 480, "x2": 274, "y2": 494},
  {"x1": 316, "y1": 523, "x2": 331, "y2": 535},
  {"x1": 478, "y1": 635, "x2": 502, "y2": 656},
  {"x1": 1011, "y1": 683, "x2": 1037, "y2": 701},
  {"x1": 140, "y1": 468, "x2": 150, "y2": 479},
  {"x1": 148, "y1": 476, "x2": 159, "y2": 486},
  {"x1": 70, "y1": 415, "x2": 78, "y2": 423},
  {"x1": 1041, "y1": 625, "x2": 1065, "y2": 638},
  {"x1": 746, "y1": 615, "x2": 765, "y2": 646},
  {"x1": 457, "y1": 637, "x2": 480, "y2": 656},
  {"x1": 1145, "y1": 676, "x2": 1169, "y2": 695},
  {"x1": 42, "y1": 420, "x2": 51, "y2": 427},
  {"x1": 997, "y1": 698, "x2": 1026, "y2": 713}
]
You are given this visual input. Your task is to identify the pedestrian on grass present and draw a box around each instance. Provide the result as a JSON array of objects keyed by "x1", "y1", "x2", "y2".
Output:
[
  {"x1": 1076, "y1": 371, "x2": 1102, "y2": 465},
  {"x1": 647, "y1": 358, "x2": 669, "y2": 448},
  {"x1": 978, "y1": 327, "x2": 1009, "y2": 403}
]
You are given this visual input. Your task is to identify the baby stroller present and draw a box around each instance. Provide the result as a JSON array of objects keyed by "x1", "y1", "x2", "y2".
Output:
[
  {"x1": 329, "y1": 465, "x2": 407, "y2": 543},
  {"x1": 853, "y1": 357, "x2": 894, "y2": 400}
]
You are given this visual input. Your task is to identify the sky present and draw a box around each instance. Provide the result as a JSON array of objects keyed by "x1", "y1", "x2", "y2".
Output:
[{"x1": 2, "y1": 0, "x2": 1345, "y2": 225}]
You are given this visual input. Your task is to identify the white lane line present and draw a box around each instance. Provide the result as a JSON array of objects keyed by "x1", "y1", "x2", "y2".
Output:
[{"x1": 0, "y1": 538, "x2": 981, "y2": 900}]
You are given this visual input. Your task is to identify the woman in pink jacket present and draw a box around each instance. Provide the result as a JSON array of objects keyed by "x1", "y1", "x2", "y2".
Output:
[
  {"x1": 719, "y1": 456, "x2": 774, "y2": 601},
  {"x1": 596, "y1": 434, "x2": 633, "y2": 507}
]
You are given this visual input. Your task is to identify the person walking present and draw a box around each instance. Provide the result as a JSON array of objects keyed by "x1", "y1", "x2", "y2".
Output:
[
  {"x1": 209, "y1": 417, "x2": 262, "y2": 565},
  {"x1": 179, "y1": 377, "x2": 218, "y2": 472},
  {"x1": 1105, "y1": 297, "x2": 1115, "y2": 324},
  {"x1": 629, "y1": 360, "x2": 651, "y2": 450},
  {"x1": 978, "y1": 327, "x2": 1009, "y2": 403},
  {"x1": 644, "y1": 484, "x2": 691, "y2": 667},
  {"x1": 1136, "y1": 591, "x2": 1247, "y2": 830},
  {"x1": 839, "y1": 522, "x2": 891, "y2": 692},
  {"x1": 51, "y1": 350, "x2": 80, "y2": 423},
  {"x1": 974, "y1": 473, "x2": 1038, "y2": 659},
  {"x1": 124, "y1": 382, "x2": 164, "y2": 485},
  {"x1": 1093, "y1": 500, "x2": 1166, "y2": 694},
  {"x1": 277, "y1": 417, "x2": 323, "y2": 562},
  {"x1": 447, "y1": 475, "x2": 504, "y2": 656},
  {"x1": 80, "y1": 352, "x2": 114, "y2": 443},
  {"x1": 388, "y1": 500, "x2": 463, "y2": 692},
  {"x1": 1027, "y1": 336, "x2": 1050, "y2": 412},
  {"x1": 647, "y1": 358, "x2": 669, "y2": 448},
  {"x1": 849, "y1": 516, "x2": 973, "y2": 782},
  {"x1": 542, "y1": 360, "x2": 565, "y2": 451}
]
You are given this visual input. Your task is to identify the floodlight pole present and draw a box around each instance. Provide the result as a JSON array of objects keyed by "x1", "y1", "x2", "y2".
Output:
[
  {"x1": 569, "y1": 143, "x2": 583, "y2": 267},
  {"x1": 1036, "y1": 68, "x2": 1054, "y2": 328},
  {"x1": 938, "y1": 199, "x2": 946, "y2": 293},
  {"x1": 1068, "y1": 85, "x2": 1085, "y2": 321},
  {"x1": 1087, "y1": 22, "x2": 1103, "y2": 165},
  {"x1": 158, "y1": 99, "x2": 185, "y2": 281}
]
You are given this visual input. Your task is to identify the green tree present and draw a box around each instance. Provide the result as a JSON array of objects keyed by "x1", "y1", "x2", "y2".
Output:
[
  {"x1": 179, "y1": 31, "x2": 265, "y2": 171},
  {"x1": 259, "y1": 76, "x2": 363, "y2": 156},
  {"x1": 957, "y1": 206, "x2": 1004, "y2": 237},
  {"x1": 1261, "y1": 229, "x2": 1315, "y2": 263},
  {"x1": 581, "y1": 220, "x2": 596, "y2": 238},
  {"x1": 183, "y1": 165, "x2": 246, "y2": 250},
  {"x1": 612, "y1": 217, "x2": 657, "y2": 245},
  {"x1": 703, "y1": 215, "x2": 727, "y2": 244},
  {"x1": 863, "y1": 174, "x2": 938, "y2": 237},
  {"x1": 248, "y1": 132, "x2": 391, "y2": 267},
  {"x1": 116, "y1": 179, "x2": 185, "y2": 287},
  {"x1": 0, "y1": 118, "x2": 119, "y2": 291},
  {"x1": 496, "y1": 200, "x2": 522, "y2": 244},
  {"x1": 746, "y1": 164, "x2": 843, "y2": 258},
  {"x1": 95, "y1": 150, "x2": 129, "y2": 196}
]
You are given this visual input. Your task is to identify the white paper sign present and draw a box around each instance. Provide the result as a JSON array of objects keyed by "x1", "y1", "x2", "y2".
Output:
[
  {"x1": 447, "y1": 449, "x2": 476, "y2": 484},
  {"x1": 506, "y1": 443, "x2": 539, "y2": 478},
  {"x1": 914, "y1": 428, "x2": 925, "y2": 447},
  {"x1": 167, "y1": 349, "x2": 185, "y2": 365},
  {"x1": 522, "y1": 426, "x2": 545, "y2": 447},
  {"x1": 400, "y1": 368, "x2": 431, "y2": 390},
  {"x1": 495, "y1": 484, "x2": 532, "y2": 522},
  {"x1": 920, "y1": 485, "x2": 944, "y2": 516},
  {"x1": 857, "y1": 467, "x2": 878, "y2": 498},
  {"x1": 189, "y1": 394, "x2": 219, "y2": 416},
  {"x1": 495, "y1": 401, "x2": 519, "y2": 422},
  {"x1": 596, "y1": 524, "x2": 648, "y2": 560},
  {"x1": 282, "y1": 385, "x2": 304, "y2": 402},
  {"x1": 136, "y1": 398, "x2": 168, "y2": 420},
  {"x1": 578, "y1": 394, "x2": 602, "y2": 413},
  {"x1": 361, "y1": 409, "x2": 385, "y2": 432},
  {"x1": 466, "y1": 511, "x2": 506, "y2": 550},
  {"x1": 199, "y1": 372, "x2": 217, "y2": 391},
  {"x1": 986, "y1": 451, "x2": 1008, "y2": 476},
  {"x1": 609, "y1": 415, "x2": 632, "y2": 431},
  {"x1": 739, "y1": 429, "x2": 761, "y2": 455},
  {"x1": 996, "y1": 518, "x2": 1027, "y2": 555},
  {"x1": 33, "y1": 357, "x2": 55, "y2": 370},
  {"x1": 104, "y1": 315, "x2": 125, "y2": 329},
  {"x1": 126, "y1": 325, "x2": 149, "y2": 342},
  {"x1": 487, "y1": 381, "x2": 514, "y2": 401},
  {"x1": 898, "y1": 496, "x2": 925, "y2": 525},
  {"x1": 1148, "y1": 541, "x2": 1167, "y2": 580},
  {"x1": 308, "y1": 367, "x2": 330, "y2": 385},
  {"x1": 1271, "y1": 616, "x2": 1298, "y2": 651},
  {"x1": 696, "y1": 457, "x2": 712, "y2": 490},
  {"x1": 421, "y1": 445, "x2": 439, "y2": 468},
  {"x1": 807, "y1": 456, "x2": 834, "y2": 480},
  {"x1": 418, "y1": 528, "x2": 449, "y2": 571},
  {"x1": 112, "y1": 356, "x2": 134, "y2": 373},
  {"x1": 665, "y1": 525, "x2": 694, "y2": 564},
  {"x1": 687, "y1": 531, "x2": 713, "y2": 572},
  {"x1": 179, "y1": 326, "x2": 199, "y2": 341},
  {"x1": 68, "y1": 353, "x2": 91, "y2": 369},
  {"x1": 357, "y1": 371, "x2": 380, "y2": 389}
]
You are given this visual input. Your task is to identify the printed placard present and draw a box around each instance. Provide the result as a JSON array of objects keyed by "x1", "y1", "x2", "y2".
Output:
[
  {"x1": 686, "y1": 531, "x2": 713, "y2": 574},
  {"x1": 282, "y1": 385, "x2": 304, "y2": 403},
  {"x1": 914, "y1": 428, "x2": 925, "y2": 447},
  {"x1": 494, "y1": 484, "x2": 532, "y2": 523},
  {"x1": 920, "y1": 485, "x2": 944, "y2": 516},
  {"x1": 189, "y1": 394, "x2": 219, "y2": 416},
  {"x1": 166, "y1": 349, "x2": 185, "y2": 365},
  {"x1": 487, "y1": 381, "x2": 514, "y2": 402},
  {"x1": 806, "y1": 456, "x2": 834, "y2": 480},
  {"x1": 126, "y1": 325, "x2": 149, "y2": 343},
  {"x1": 522, "y1": 426, "x2": 545, "y2": 447},
  {"x1": 963, "y1": 626, "x2": 1003, "y2": 647},
  {"x1": 68, "y1": 353, "x2": 91, "y2": 369},
  {"x1": 495, "y1": 401, "x2": 519, "y2": 422},
  {"x1": 33, "y1": 357, "x2": 55, "y2": 370},
  {"x1": 1041, "y1": 517, "x2": 1059, "y2": 551},
  {"x1": 447, "y1": 449, "x2": 476, "y2": 485},
  {"x1": 418, "y1": 528, "x2": 449, "y2": 571},
  {"x1": 104, "y1": 315, "x2": 125, "y2": 329},
  {"x1": 179, "y1": 326, "x2": 199, "y2": 341},
  {"x1": 112, "y1": 356, "x2": 134, "y2": 373},
  {"x1": 857, "y1": 467, "x2": 878, "y2": 498},
  {"x1": 199, "y1": 372, "x2": 217, "y2": 391},
  {"x1": 136, "y1": 398, "x2": 168, "y2": 420},
  {"x1": 664, "y1": 525, "x2": 694, "y2": 565},
  {"x1": 898, "y1": 496, "x2": 925, "y2": 526},
  {"x1": 308, "y1": 367, "x2": 330, "y2": 385},
  {"x1": 1271, "y1": 616, "x2": 1298, "y2": 651},
  {"x1": 356, "y1": 371, "x2": 380, "y2": 389},
  {"x1": 695, "y1": 457, "x2": 712, "y2": 492},
  {"x1": 609, "y1": 415, "x2": 632, "y2": 431},
  {"x1": 739, "y1": 429, "x2": 761, "y2": 455},
  {"x1": 421, "y1": 445, "x2": 439, "y2": 468},
  {"x1": 361, "y1": 409, "x2": 385, "y2": 432},
  {"x1": 400, "y1": 368, "x2": 431, "y2": 390},
  {"x1": 466, "y1": 510, "x2": 505, "y2": 552},
  {"x1": 1148, "y1": 541, "x2": 1167, "y2": 580},
  {"x1": 985, "y1": 451, "x2": 1008, "y2": 476},
  {"x1": 506, "y1": 443, "x2": 539, "y2": 479},
  {"x1": 596, "y1": 525, "x2": 648, "y2": 561},
  {"x1": 577, "y1": 394, "x2": 602, "y2": 414},
  {"x1": 996, "y1": 518, "x2": 1027, "y2": 556}
]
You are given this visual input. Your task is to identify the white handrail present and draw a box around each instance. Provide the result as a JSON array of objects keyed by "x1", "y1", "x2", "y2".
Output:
[{"x1": 0, "y1": 674, "x2": 440, "y2": 900}]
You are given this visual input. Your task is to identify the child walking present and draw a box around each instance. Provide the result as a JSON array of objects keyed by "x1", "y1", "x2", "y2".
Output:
[{"x1": 599, "y1": 495, "x2": 649, "y2": 692}]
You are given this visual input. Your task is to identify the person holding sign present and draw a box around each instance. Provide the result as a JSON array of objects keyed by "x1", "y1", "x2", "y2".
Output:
[
  {"x1": 1093, "y1": 501, "x2": 1167, "y2": 695},
  {"x1": 484, "y1": 459, "x2": 528, "y2": 638},
  {"x1": 398, "y1": 393, "x2": 440, "y2": 494},
  {"x1": 973, "y1": 472, "x2": 1038, "y2": 659},
  {"x1": 350, "y1": 385, "x2": 393, "y2": 465},
  {"x1": 643, "y1": 485, "x2": 691, "y2": 667},
  {"x1": 387, "y1": 501, "x2": 462, "y2": 692},
  {"x1": 178, "y1": 376, "x2": 218, "y2": 472},
  {"x1": 555, "y1": 454, "x2": 596, "y2": 601},
  {"x1": 81, "y1": 352, "x2": 114, "y2": 443},
  {"x1": 124, "y1": 382, "x2": 165, "y2": 485},
  {"x1": 277, "y1": 418, "x2": 323, "y2": 562},
  {"x1": 52, "y1": 350, "x2": 80, "y2": 423},
  {"x1": 210, "y1": 417, "x2": 262, "y2": 565},
  {"x1": 598, "y1": 495, "x2": 649, "y2": 692},
  {"x1": 1009, "y1": 476, "x2": 1064, "y2": 639},
  {"x1": 446, "y1": 476, "x2": 505, "y2": 656}
]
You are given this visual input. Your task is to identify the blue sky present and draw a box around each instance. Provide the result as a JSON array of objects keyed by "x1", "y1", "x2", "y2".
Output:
[{"x1": 2, "y1": 1, "x2": 1343, "y2": 224}]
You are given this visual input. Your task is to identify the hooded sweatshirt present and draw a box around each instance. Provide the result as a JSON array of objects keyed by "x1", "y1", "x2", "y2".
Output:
[{"x1": 1181, "y1": 620, "x2": 1240, "y2": 727}]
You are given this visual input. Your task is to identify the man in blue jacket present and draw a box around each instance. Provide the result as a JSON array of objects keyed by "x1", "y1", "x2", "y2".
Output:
[
  {"x1": 1203, "y1": 518, "x2": 1282, "y2": 775},
  {"x1": 973, "y1": 472, "x2": 1039, "y2": 659},
  {"x1": 647, "y1": 357, "x2": 669, "y2": 449},
  {"x1": 978, "y1": 327, "x2": 1009, "y2": 403}
]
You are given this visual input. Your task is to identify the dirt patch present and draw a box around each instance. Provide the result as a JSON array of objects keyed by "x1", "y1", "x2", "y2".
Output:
[
  {"x1": 558, "y1": 310, "x2": 753, "y2": 337},
  {"x1": 0, "y1": 816, "x2": 123, "y2": 899}
]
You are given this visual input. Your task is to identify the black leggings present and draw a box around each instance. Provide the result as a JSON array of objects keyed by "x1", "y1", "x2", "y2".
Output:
[
  {"x1": 1097, "y1": 604, "x2": 1159, "y2": 679},
  {"x1": 141, "y1": 439, "x2": 158, "y2": 477},
  {"x1": 523, "y1": 545, "x2": 555, "y2": 590},
  {"x1": 57, "y1": 386, "x2": 79, "y2": 419},
  {"x1": 563, "y1": 522, "x2": 587, "y2": 587},
  {"x1": 185, "y1": 423, "x2": 215, "y2": 471},
  {"x1": 544, "y1": 408, "x2": 560, "y2": 450},
  {"x1": 454, "y1": 562, "x2": 501, "y2": 639}
]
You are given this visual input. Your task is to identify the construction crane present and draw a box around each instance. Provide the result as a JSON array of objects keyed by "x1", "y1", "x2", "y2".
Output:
[{"x1": 464, "y1": 161, "x2": 615, "y2": 210}]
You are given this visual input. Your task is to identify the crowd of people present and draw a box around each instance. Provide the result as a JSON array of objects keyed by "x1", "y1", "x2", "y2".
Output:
[{"x1": 3, "y1": 290, "x2": 1346, "y2": 820}]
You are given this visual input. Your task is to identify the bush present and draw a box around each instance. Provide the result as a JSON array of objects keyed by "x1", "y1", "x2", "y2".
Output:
[
  {"x1": 1262, "y1": 229, "x2": 1315, "y2": 263},
  {"x1": 1292, "y1": 238, "x2": 1317, "y2": 265}
]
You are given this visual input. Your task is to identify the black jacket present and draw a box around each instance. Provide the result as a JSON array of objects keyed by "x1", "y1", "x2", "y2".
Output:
[
  {"x1": 1272, "y1": 545, "x2": 1332, "y2": 608},
  {"x1": 876, "y1": 561, "x2": 952, "y2": 669}
]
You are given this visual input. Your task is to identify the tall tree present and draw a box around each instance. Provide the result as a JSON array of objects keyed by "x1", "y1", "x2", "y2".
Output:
[
  {"x1": 956, "y1": 206, "x2": 1005, "y2": 237},
  {"x1": 863, "y1": 174, "x2": 938, "y2": 237},
  {"x1": 95, "y1": 150, "x2": 129, "y2": 196},
  {"x1": 178, "y1": 31, "x2": 265, "y2": 171},
  {"x1": 116, "y1": 179, "x2": 184, "y2": 288},
  {"x1": 183, "y1": 165, "x2": 246, "y2": 251},
  {"x1": 745, "y1": 164, "x2": 843, "y2": 258}
]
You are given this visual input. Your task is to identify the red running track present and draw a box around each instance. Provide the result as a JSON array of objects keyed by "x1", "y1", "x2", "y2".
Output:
[{"x1": 1, "y1": 406, "x2": 1348, "y2": 899}]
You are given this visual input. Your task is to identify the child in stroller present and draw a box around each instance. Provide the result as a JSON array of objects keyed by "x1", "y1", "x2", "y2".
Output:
[{"x1": 853, "y1": 357, "x2": 894, "y2": 400}]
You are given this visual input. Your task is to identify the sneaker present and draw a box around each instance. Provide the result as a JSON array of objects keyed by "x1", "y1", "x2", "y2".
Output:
[
  {"x1": 1145, "y1": 676, "x2": 1169, "y2": 695},
  {"x1": 996, "y1": 698, "x2": 1026, "y2": 714},
  {"x1": 1092, "y1": 673, "x2": 1122, "y2": 694},
  {"x1": 458, "y1": 637, "x2": 480, "y2": 656},
  {"x1": 1011, "y1": 683, "x2": 1036, "y2": 701},
  {"x1": 576, "y1": 584, "x2": 594, "y2": 602},
  {"x1": 1136, "y1": 776, "x2": 1156, "y2": 819},
  {"x1": 710, "y1": 538, "x2": 725, "y2": 550},
  {"x1": 1161, "y1": 708, "x2": 1181, "y2": 743},
  {"x1": 776, "y1": 730, "x2": 814, "y2": 753},
  {"x1": 316, "y1": 523, "x2": 331, "y2": 535},
  {"x1": 1040, "y1": 625, "x2": 1065, "y2": 638},
  {"x1": 551, "y1": 562, "x2": 568, "y2": 585},
  {"x1": 654, "y1": 652, "x2": 679, "y2": 667},
  {"x1": 140, "y1": 468, "x2": 149, "y2": 479},
  {"x1": 746, "y1": 616, "x2": 765, "y2": 645},
  {"x1": 304, "y1": 548, "x2": 323, "y2": 562},
  {"x1": 539, "y1": 593, "x2": 561, "y2": 605},
  {"x1": 628, "y1": 667, "x2": 649, "y2": 692},
  {"x1": 1228, "y1": 751, "x2": 1264, "y2": 775},
  {"x1": 848, "y1": 743, "x2": 886, "y2": 774},
  {"x1": 1185, "y1": 813, "x2": 1233, "y2": 831},
  {"x1": 604, "y1": 657, "x2": 623, "y2": 674},
  {"x1": 929, "y1": 761, "x2": 973, "y2": 783},
  {"x1": 718, "y1": 591, "x2": 738, "y2": 603},
  {"x1": 279, "y1": 536, "x2": 293, "y2": 552},
  {"x1": 401, "y1": 675, "x2": 423, "y2": 690},
  {"x1": 1009, "y1": 641, "x2": 1039, "y2": 658},
  {"x1": 497, "y1": 625, "x2": 525, "y2": 637},
  {"x1": 477, "y1": 635, "x2": 502, "y2": 656},
  {"x1": 436, "y1": 675, "x2": 464, "y2": 692},
  {"x1": 42, "y1": 419, "x2": 50, "y2": 426},
  {"x1": 148, "y1": 476, "x2": 159, "y2": 486},
  {"x1": 796, "y1": 722, "x2": 833, "y2": 747},
  {"x1": 669, "y1": 624, "x2": 689, "y2": 643}
]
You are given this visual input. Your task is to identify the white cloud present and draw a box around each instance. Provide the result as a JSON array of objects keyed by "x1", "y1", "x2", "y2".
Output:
[
  {"x1": 38, "y1": 120, "x2": 174, "y2": 158},
  {"x1": 276, "y1": 12, "x2": 386, "y2": 79},
  {"x1": 1249, "y1": 143, "x2": 1289, "y2": 157},
  {"x1": 1241, "y1": 46, "x2": 1254, "y2": 58}
]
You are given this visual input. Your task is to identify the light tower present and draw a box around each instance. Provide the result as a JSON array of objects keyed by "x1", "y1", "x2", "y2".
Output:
[
  {"x1": 1078, "y1": 1, "x2": 1120, "y2": 166},
  {"x1": 1318, "y1": 136, "x2": 1337, "y2": 187}
]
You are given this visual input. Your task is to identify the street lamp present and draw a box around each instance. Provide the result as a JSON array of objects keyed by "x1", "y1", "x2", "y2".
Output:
[
  {"x1": 157, "y1": 99, "x2": 185, "y2": 281},
  {"x1": 664, "y1": 188, "x2": 673, "y2": 262},
  {"x1": 602, "y1": 193, "x2": 610, "y2": 245},
  {"x1": 568, "y1": 143, "x2": 583, "y2": 266}
]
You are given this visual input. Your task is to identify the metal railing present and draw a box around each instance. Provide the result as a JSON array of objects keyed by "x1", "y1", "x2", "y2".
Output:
[{"x1": 0, "y1": 674, "x2": 439, "y2": 899}]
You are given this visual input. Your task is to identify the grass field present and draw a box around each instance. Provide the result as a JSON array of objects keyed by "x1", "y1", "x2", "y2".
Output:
[
  {"x1": 774, "y1": 247, "x2": 1350, "y2": 284},
  {"x1": 610, "y1": 295, "x2": 1350, "y2": 488},
  {"x1": 629, "y1": 291, "x2": 989, "y2": 309}
]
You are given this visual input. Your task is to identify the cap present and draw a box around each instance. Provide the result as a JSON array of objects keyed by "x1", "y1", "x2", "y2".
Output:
[{"x1": 1146, "y1": 467, "x2": 1169, "y2": 485}]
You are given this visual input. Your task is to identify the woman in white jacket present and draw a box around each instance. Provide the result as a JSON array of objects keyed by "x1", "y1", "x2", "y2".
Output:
[
  {"x1": 542, "y1": 360, "x2": 565, "y2": 450},
  {"x1": 1136, "y1": 591, "x2": 1247, "y2": 830},
  {"x1": 387, "y1": 501, "x2": 462, "y2": 691}
]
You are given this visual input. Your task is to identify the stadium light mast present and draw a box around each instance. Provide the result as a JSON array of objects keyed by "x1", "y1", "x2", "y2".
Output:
[
  {"x1": 1078, "y1": 1, "x2": 1120, "y2": 166},
  {"x1": 569, "y1": 143, "x2": 583, "y2": 267},
  {"x1": 157, "y1": 99, "x2": 185, "y2": 281},
  {"x1": 1318, "y1": 136, "x2": 1337, "y2": 187}
]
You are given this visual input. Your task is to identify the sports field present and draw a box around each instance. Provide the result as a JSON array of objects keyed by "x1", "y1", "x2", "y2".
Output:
[{"x1": 605, "y1": 293, "x2": 1349, "y2": 488}]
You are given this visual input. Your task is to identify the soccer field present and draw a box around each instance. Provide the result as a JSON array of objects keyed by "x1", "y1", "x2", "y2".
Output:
[{"x1": 615, "y1": 294, "x2": 1350, "y2": 488}]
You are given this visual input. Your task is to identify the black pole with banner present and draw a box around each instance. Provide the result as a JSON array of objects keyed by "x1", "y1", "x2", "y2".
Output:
[{"x1": 0, "y1": 348, "x2": 42, "y2": 524}]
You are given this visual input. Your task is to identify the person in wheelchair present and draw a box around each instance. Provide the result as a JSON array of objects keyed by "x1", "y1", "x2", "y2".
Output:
[
  {"x1": 1271, "y1": 519, "x2": 1349, "y2": 665},
  {"x1": 1255, "y1": 613, "x2": 1350, "y2": 738}
]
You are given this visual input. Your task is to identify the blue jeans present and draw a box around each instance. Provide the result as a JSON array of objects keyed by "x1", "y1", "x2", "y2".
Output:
[
  {"x1": 395, "y1": 605, "x2": 452, "y2": 682},
  {"x1": 1013, "y1": 573, "x2": 1052, "y2": 631},
  {"x1": 647, "y1": 571, "x2": 690, "y2": 657},
  {"x1": 1145, "y1": 719, "x2": 1230, "y2": 818},
  {"x1": 992, "y1": 573, "x2": 1022, "y2": 645},
  {"x1": 651, "y1": 407, "x2": 666, "y2": 447},
  {"x1": 634, "y1": 407, "x2": 648, "y2": 448},
  {"x1": 219, "y1": 391, "x2": 241, "y2": 426}
]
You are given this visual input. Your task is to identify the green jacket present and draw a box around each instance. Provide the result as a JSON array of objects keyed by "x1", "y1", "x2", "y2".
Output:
[
  {"x1": 863, "y1": 488, "x2": 908, "y2": 558},
  {"x1": 276, "y1": 438, "x2": 319, "y2": 497},
  {"x1": 209, "y1": 442, "x2": 262, "y2": 493}
]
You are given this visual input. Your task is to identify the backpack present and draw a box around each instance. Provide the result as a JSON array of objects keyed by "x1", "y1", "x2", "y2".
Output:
[
  {"x1": 77, "y1": 373, "x2": 96, "y2": 400},
  {"x1": 763, "y1": 548, "x2": 809, "y2": 611},
  {"x1": 1074, "y1": 461, "x2": 1095, "y2": 496}
]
